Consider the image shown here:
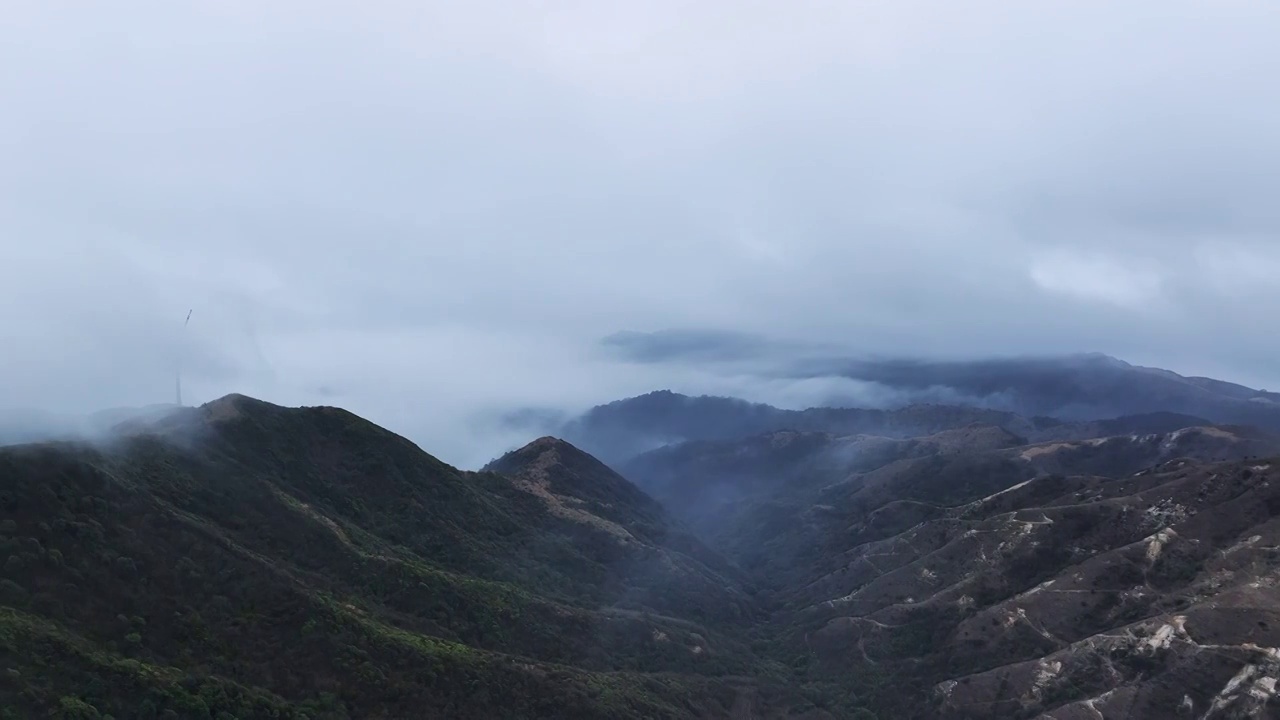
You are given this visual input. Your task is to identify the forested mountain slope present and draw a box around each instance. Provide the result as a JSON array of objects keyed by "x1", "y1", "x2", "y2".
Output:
[{"x1": 0, "y1": 395, "x2": 832, "y2": 719}]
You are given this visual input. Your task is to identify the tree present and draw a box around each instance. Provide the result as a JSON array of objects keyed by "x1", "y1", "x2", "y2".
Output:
[{"x1": 57, "y1": 697, "x2": 101, "y2": 719}]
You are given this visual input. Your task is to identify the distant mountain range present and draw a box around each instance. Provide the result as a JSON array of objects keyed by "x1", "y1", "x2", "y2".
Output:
[
  {"x1": 554, "y1": 354, "x2": 1280, "y2": 466},
  {"x1": 816, "y1": 353, "x2": 1280, "y2": 420},
  {"x1": 604, "y1": 333, "x2": 1280, "y2": 416}
]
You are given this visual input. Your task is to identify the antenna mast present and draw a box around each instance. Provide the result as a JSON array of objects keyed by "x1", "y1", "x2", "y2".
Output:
[{"x1": 177, "y1": 309, "x2": 192, "y2": 406}]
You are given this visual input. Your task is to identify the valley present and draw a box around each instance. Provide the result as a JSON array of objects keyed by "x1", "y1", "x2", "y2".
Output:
[{"x1": 4, "y1": 356, "x2": 1280, "y2": 718}]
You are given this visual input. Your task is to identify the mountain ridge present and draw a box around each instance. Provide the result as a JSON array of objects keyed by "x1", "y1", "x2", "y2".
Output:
[
  {"x1": 540, "y1": 353, "x2": 1280, "y2": 469},
  {"x1": 7, "y1": 371, "x2": 1280, "y2": 718}
]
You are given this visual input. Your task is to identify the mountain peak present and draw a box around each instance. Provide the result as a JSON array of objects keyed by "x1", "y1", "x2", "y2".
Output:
[
  {"x1": 1068, "y1": 351, "x2": 1131, "y2": 367},
  {"x1": 200, "y1": 393, "x2": 279, "y2": 420},
  {"x1": 483, "y1": 435, "x2": 606, "y2": 477},
  {"x1": 482, "y1": 436, "x2": 674, "y2": 534},
  {"x1": 525, "y1": 435, "x2": 577, "y2": 451}
]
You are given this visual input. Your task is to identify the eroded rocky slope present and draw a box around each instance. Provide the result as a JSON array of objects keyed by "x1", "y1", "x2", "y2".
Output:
[{"x1": 623, "y1": 417, "x2": 1280, "y2": 718}]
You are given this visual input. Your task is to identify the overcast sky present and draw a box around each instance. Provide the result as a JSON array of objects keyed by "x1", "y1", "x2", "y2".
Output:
[{"x1": 4, "y1": 1, "x2": 1280, "y2": 466}]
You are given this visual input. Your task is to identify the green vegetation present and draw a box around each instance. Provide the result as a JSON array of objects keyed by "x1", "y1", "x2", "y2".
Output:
[{"x1": 0, "y1": 398, "x2": 818, "y2": 718}]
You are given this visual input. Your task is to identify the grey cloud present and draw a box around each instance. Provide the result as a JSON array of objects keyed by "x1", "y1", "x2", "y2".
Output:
[
  {"x1": 599, "y1": 329, "x2": 835, "y2": 365},
  {"x1": 4, "y1": 1, "x2": 1280, "y2": 466}
]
